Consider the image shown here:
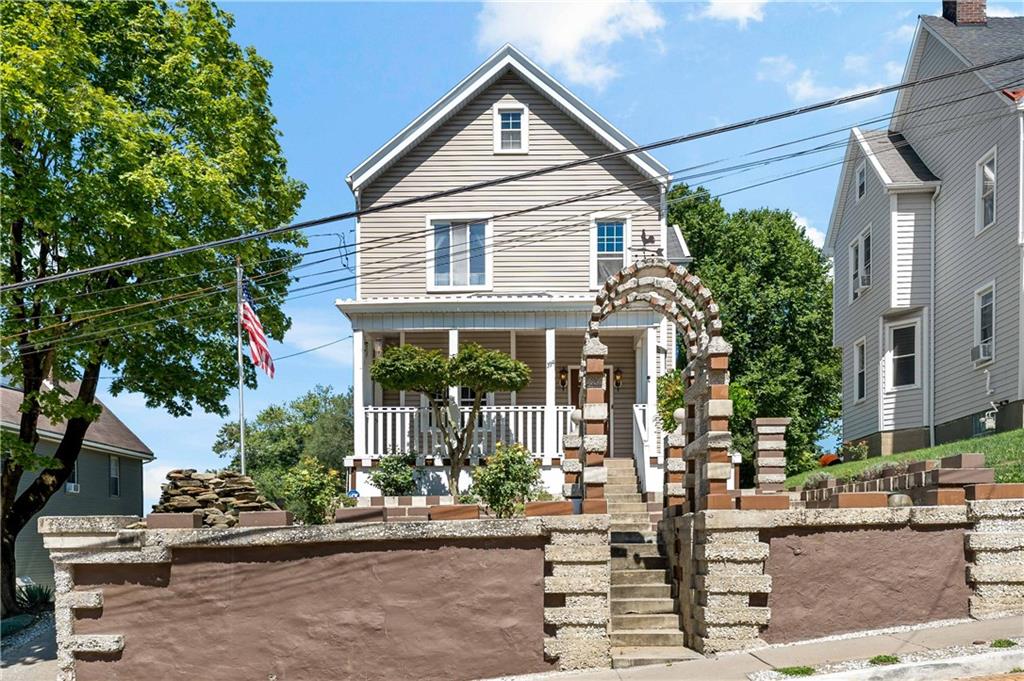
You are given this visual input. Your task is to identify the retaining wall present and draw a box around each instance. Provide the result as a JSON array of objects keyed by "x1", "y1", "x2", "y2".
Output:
[{"x1": 40, "y1": 514, "x2": 611, "y2": 681}]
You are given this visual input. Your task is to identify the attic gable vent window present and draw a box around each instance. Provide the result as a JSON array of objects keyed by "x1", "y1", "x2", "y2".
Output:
[
  {"x1": 856, "y1": 162, "x2": 866, "y2": 200},
  {"x1": 493, "y1": 103, "x2": 529, "y2": 154}
]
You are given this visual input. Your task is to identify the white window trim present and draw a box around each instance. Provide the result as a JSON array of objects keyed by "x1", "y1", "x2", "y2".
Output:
[
  {"x1": 973, "y1": 279, "x2": 996, "y2": 368},
  {"x1": 589, "y1": 215, "x2": 632, "y2": 290},
  {"x1": 848, "y1": 225, "x2": 871, "y2": 304},
  {"x1": 855, "y1": 161, "x2": 866, "y2": 201},
  {"x1": 975, "y1": 145, "x2": 997, "y2": 235},
  {"x1": 884, "y1": 319, "x2": 921, "y2": 393},
  {"x1": 853, "y1": 337, "x2": 867, "y2": 403},
  {"x1": 424, "y1": 214, "x2": 494, "y2": 293},
  {"x1": 493, "y1": 102, "x2": 529, "y2": 154}
]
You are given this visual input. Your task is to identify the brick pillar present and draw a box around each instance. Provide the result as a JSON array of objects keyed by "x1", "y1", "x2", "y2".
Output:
[
  {"x1": 664, "y1": 420, "x2": 687, "y2": 513},
  {"x1": 581, "y1": 336, "x2": 608, "y2": 513},
  {"x1": 753, "y1": 418, "x2": 791, "y2": 493},
  {"x1": 699, "y1": 339, "x2": 734, "y2": 511}
]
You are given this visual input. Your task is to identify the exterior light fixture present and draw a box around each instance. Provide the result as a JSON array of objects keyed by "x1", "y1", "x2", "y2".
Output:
[
  {"x1": 613, "y1": 368, "x2": 623, "y2": 390},
  {"x1": 558, "y1": 367, "x2": 568, "y2": 389}
]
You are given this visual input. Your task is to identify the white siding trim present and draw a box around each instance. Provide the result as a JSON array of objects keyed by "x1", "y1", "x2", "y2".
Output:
[
  {"x1": 424, "y1": 214, "x2": 494, "y2": 293},
  {"x1": 890, "y1": 194, "x2": 898, "y2": 309},
  {"x1": 492, "y1": 101, "x2": 530, "y2": 154}
]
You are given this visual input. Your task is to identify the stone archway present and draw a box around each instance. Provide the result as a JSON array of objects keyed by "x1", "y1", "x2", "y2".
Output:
[{"x1": 561, "y1": 257, "x2": 735, "y2": 514}]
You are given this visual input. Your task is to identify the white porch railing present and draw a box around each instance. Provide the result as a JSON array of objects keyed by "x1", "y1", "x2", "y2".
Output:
[
  {"x1": 632, "y1": 403, "x2": 649, "y2": 493},
  {"x1": 365, "y1": 405, "x2": 561, "y2": 458},
  {"x1": 555, "y1": 405, "x2": 578, "y2": 447}
]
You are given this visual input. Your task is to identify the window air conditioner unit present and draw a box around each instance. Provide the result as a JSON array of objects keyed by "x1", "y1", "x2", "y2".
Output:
[
  {"x1": 971, "y1": 342, "x2": 993, "y2": 363},
  {"x1": 858, "y1": 273, "x2": 871, "y2": 288},
  {"x1": 65, "y1": 482, "x2": 80, "y2": 494}
]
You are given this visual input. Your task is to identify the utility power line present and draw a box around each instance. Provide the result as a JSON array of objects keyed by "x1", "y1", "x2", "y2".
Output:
[{"x1": 3, "y1": 52, "x2": 1021, "y2": 294}]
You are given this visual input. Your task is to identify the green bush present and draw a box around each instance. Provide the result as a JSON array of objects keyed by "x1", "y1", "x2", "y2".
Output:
[
  {"x1": 367, "y1": 452, "x2": 417, "y2": 496},
  {"x1": 15, "y1": 584, "x2": 52, "y2": 613},
  {"x1": 472, "y1": 442, "x2": 541, "y2": 518},
  {"x1": 990, "y1": 639, "x2": 1017, "y2": 648},
  {"x1": 776, "y1": 666, "x2": 815, "y2": 677},
  {"x1": 281, "y1": 456, "x2": 343, "y2": 525},
  {"x1": 840, "y1": 440, "x2": 869, "y2": 462},
  {"x1": 869, "y1": 655, "x2": 899, "y2": 665}
]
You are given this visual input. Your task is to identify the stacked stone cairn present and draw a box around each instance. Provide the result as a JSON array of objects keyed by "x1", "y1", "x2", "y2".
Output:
[{"x1": 151, "y1": 469, "x2": 279, "y2": 528}]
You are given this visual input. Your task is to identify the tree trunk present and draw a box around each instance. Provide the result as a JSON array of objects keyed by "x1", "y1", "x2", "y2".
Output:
[{"x1": 1, "y1": 524, "x2": 19, "y2": 617}]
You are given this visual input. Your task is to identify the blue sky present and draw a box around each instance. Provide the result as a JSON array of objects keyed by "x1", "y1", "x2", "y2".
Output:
[{"x1": 97, "y1": 0, "x2": 1022, "y2": 509}]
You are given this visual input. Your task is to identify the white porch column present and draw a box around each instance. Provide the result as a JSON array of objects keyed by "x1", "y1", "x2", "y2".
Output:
[
  {"x1": 509, "y1": 330, "x2": 517, "y2": 406},
  {"x1": 544, "y1": 328, "x2": 556, "y2": 456},
  {"x1": 645, "y1": 327, "x2": 658, "y2": 463},
  {"x1": 448, "y1": 329, "x2": 459, "y2": 405},
  {"x1": 398, "y1": 331, "x2": 406, "y2": 407},
  {"x1": 353, "y1": 329, "x2": 365, "y2": 457}
]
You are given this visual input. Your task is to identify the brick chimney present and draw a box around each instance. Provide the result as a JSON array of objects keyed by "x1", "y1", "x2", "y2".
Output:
[{"x1": 942, "y1": 0, "x2": 987, "y2": 25}]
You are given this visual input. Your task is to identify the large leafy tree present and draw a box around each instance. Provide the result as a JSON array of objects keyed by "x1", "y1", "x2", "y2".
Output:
[
  {"x1": 666, "y1": 185, "x2": 841, "y2": 478},
  {"x1": 1, "y1": 0, "x2": 305, "y2": 614},
  {"x1": 370, "y1": 343, "x2": 530, "y2": 494}
]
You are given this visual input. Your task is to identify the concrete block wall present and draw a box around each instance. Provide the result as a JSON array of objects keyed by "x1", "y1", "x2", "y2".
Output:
[{"x1": 966, "y1": 499, "x2": 1024, "y2": 619}]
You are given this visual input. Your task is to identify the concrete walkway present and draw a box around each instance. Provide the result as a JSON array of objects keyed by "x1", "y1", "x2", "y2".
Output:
[
  {"x1": 1, "y1": 618, "x2": 57, "y2": 681},
  {"x1": 498, "y1": 617, "x2": 1024, "y2": 681}
]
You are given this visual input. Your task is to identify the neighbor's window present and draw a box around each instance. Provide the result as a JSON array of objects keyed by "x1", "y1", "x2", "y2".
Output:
[
  {"x1": 493, "y1": 104, "x2": 528, "y2": 153},
  {"x1": 593, "y1": 220, "x2": 627, "y2": 288},
  {"x1": 431, "y1": 219, "x2": 488, "y2": 289},
  {"x1": 888, "y1": 323, "x2": 918, "y2": 390},
  {"x1": 856, "y1": 162, "x2": 866, "y2": 200},
  {"x1": 65, "y1": 460, "x2": 79, "y2": 494},
  {"x1": 854, "y1": 339, "x2": 866, "y2": 402},
  {"x1": 108, "y1": 455, "x2": 120, "y2": 497},
  {"x1": 849, "y1": 226, "x2": 871, "y2": 302},
  {"x1": 974, "y1": 283, "x2": 994, "y2": 365},
  {"x1": 976, "y1": 147, "x2": 996, "y2": 233}
]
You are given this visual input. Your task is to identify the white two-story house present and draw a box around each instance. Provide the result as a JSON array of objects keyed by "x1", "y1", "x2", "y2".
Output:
[
  {"x1": 337, "y1": 45, "x2": 691, "y2": 495},
  {"x1": 826, "y1": 0, "x2": 1024, "y2": 455}
]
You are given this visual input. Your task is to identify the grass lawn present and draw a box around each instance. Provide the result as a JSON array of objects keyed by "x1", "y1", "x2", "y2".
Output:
[{"x1": 785, "y1": 428, "x2": 1024, "y2": 490}]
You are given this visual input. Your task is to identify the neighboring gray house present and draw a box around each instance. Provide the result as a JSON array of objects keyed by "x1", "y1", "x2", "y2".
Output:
[
  {"x1": 826, "y1": 0, "x2": 1024, "y2": 455},
  {"x1": 338, "y1": 44, "x2": 692, "y2": 496},
  {"x1": 3, "y1": 384, "x2": 153, "y2": 587}
]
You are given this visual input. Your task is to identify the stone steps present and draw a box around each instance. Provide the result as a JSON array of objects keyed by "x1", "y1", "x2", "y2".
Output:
[
  {"x1": 611, "y1": 613, "x2": 680, "y2": 630},
  {"x1": 604, "y1": 459, "x2": 636, "y2": 468},
  {"x1": 611, "y1": 646, "x2": 703, "y2": 669},
  {"x1": 611, "y1": 583, "x2": 672, "y2": 599},
  {"x1": 611, "y1": 569, "x2": 667, "y2": 585},
  {"x1": 611, "y1": 542, "x2": 662, "y2": 557},
  {"x1": 606, "y1": 502, "x2": 648, "y2": 514},
  {"x1": 606, "y1": 512, "x2": 652, "y2": 524},
  {"x1": 611, "y1": 555, "x2": 669, "y2": 571},
  {"x1": 611, "y1": 597, "x2": 678, "y2": 615},
  {"x1": 610, "y1": 530, "x2": 659, "y2": 544},
  {"x1": 604, "y1": 493, "x2": 642, "y2": 504},
  {"x1": 610, "y1": 629, "x2": 686, "y2": 647},
  {"x1": 605, "y1": 483, "x2": 640, "y2": 495}
]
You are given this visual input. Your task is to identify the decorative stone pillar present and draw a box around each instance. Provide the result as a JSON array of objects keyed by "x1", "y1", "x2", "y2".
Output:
[
  {"x1": 664, "y1": 407, "x2": 687, "y2": 512},
  {"x1": 754, "y1": 418, "x2": 791, "y2": 494},
  {"x1": 580, "y1": 335, "x2": 609, "y2": 513}
]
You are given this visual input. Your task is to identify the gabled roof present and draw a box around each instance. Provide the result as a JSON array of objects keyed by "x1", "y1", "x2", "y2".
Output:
[
  {"x1": 0, "y1": 384, "x2": 154, "y2": 460},
  {"x1": 891, "y1": 14, "x2": 1024, "y2": 131},
  {"x1": 824, "y1": 128, "x2": 940, "y2": 255},
  {"x1": 346, "y1": 44, "x2": 670, "y2": 194},
  {"x1": 666, "y1": 224, "x2": 692, "y2": 265}
]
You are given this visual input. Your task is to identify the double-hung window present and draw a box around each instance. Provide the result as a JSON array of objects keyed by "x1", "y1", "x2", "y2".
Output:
[
  {"x1": 855, "y1": 162, "x2": 866, "y2": 200},
  {"x1": 975, "y1": 147, "x2": 996, "y2": 234},
  {"x1": 109, "y1": 455, "x2": 120, "y2": 498},
  {"x1": 592, "y1": 220, "x2": 628, "y2": 288},
  {"x1": 973, "y1": 283, "x2": 995, "y2": 365},
  {"x1": 854, "y1": 339, "x2": 866, "y2": 402},
  {"x1": 887, "y1": 321, "x2": 919, "y2": 390},
  {"x1": 493, "y1": 104, "x2": 528, "y2": 153},
  {"x1": 429, "y1": 218, "x2": 490, "y2": 290},
  {"x1": 849, "y1": 226, "x2": 871, "y2": 302}
]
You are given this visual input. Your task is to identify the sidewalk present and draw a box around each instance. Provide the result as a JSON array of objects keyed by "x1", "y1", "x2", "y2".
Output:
[{"x1": 498, "y1": 617, "x2": 1024, "y2": 681}]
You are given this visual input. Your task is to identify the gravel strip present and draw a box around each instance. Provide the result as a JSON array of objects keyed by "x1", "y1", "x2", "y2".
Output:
[{"x1": 0, "y1": 612, "x2": 54, "y2": 656}]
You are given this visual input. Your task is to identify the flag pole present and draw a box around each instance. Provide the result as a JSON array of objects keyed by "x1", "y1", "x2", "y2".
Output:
[{"x1": 235, "y1": 257, "x2": 247, "y2": 476}]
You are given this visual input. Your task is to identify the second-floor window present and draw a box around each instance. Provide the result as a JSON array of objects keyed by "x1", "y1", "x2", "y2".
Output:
[
  {"x1": 854, "y1": 339, "x2": 866, "y2": 402},
  {"x1": 975, "y1": 147, "x2": 996, "y2": 234},
  {"x1": 849, "y1": 226, "x2": 871, "y2": 302},
  {"x1": 887, "y1": 321, "x2": 919, "y2": 391},
  {"x1": 493, "y1": 104, "x2": 528, "y2": 153},
  {"x1": 974, "y1": 283, "x2": 994, "y2": 365},
  {"x1": 592, "y1": 220, "x2": 628, "y2": 288},
  {"x1": 429, "y1": 218, "x2": 490, "y2": 290}
]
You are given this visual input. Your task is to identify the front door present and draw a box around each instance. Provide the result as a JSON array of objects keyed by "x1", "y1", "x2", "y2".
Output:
[{"x1": 568, "y1": 366, "x2": 617, "y2": 457}]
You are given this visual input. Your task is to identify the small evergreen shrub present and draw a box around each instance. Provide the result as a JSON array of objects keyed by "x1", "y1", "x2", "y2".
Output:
[
  {"x1": 869, "y1": 655, "x2": 899, "y2": 665},
  {"x1": 776, "y1": 666, "x2": 815, "y2": 677},
  {"x1": 472, "y1": 442, "x2": 541, "y2": 518},
  {"x1": 281, "y1": 456, "x2": 343, "y2": 525},
  {"x1": 367, "y1": 452, "x2": 417, "y2": 496}
]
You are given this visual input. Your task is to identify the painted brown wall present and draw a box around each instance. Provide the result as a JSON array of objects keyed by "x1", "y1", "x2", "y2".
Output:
[
  {"x1": 761, "y1": 525, "x2": 971, "y2": 643},
  {"x1": 73, "y1": 537, "x2": 551, "y2": 681}
]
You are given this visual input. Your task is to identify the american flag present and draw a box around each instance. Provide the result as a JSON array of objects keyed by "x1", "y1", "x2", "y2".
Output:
[{"x1": 240, "y1": 280, "x2": 275, "y2": 379}]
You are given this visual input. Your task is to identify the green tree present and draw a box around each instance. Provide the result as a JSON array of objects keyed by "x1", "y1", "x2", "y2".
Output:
[
  {"x1": 667, "y1": 185, "x2": 841, "y2": 478},
  {"x1": 370, "y1": 343, "x2": 530, "y2": 495},
  {"x1": 1, "y1": 0, "x2": 304, "y2": 614}
]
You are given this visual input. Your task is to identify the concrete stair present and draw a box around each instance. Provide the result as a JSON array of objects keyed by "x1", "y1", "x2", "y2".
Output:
[{"x1": 603, "y1": 459, "x2": 699, "y2": 669}]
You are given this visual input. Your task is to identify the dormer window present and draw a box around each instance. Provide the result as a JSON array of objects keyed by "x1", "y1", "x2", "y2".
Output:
[{"x1": 493, "y1": 103, "x2": 529, "y2": 153}]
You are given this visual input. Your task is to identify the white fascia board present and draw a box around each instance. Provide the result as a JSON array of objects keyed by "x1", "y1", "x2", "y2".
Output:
[
  {"x1": 824, "y1": 132, "x2": 859, "y2": 256},
  {"x1": 853, "y1": 127, "x2": 893, "y2": 186},
  {"x1": 346, "y1": 44, "x2": 668, "y2": 194},
  {"x1": 890, "y1": 19, "x2": 925, "y2": 133},
  {"x1": 335, "y1": 294, "x2": 599, "y2": 317},
  {"x1": 0, "y1": 423, "x2": 155, "y2": 461}
]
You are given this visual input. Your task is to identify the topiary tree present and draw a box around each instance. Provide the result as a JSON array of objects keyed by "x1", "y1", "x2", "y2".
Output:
[{"x1": 369, "y1": 343, "x2": 530, "y2": 495}]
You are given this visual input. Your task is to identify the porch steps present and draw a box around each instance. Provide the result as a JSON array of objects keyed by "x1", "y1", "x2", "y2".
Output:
[{"x1": 604, "y1": 460, "x2": 699, "y2": 670}]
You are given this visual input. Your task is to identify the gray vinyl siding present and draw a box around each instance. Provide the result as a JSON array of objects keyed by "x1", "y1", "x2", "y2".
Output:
[
  {"x1": 834, "y1": 143, "x2": 893, "y2": 441},
  {"x1": 514, "y1": 332, "x2": 547, "y2": 406},
  {"x1": 15, "y1": 443, "x2": 145, "y2": 588},
  {"x1": 898, "y1": 32, "x2": 1021, "y2": 427},
  {"x1": 892, "y1": 193, "x2": 933, "y2": 309},
  {"x1": 358, "y1": 71, "x2": 662, "y2": 298}
]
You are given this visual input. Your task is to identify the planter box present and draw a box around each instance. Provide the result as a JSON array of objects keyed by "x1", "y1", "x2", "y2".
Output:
[
  {"x1": 335, "y1": 507, "x2": 385, "y2": 523},
  {"x1": 429, "y1": 504, "x2": 480, "y2": 521},
  {"x1": 524, "y1": 501, "x2": 573, "y2": 517}
]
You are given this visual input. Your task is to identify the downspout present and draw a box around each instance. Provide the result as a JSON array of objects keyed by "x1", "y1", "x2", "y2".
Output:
[{"x1": 929, "y1": 185, "x2": 940, "y2": 447}]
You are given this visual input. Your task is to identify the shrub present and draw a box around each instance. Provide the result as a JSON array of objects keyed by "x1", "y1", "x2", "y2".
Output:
[
  {"x1": 990, "y1": 639, "x2": 1017, "y2": 648},
  {"x1": 803, "y1": 472, "x2": 833, "y2": 489},
  {"x1": 367, "y1": 452, "x2": 417, "y2": 496},
  {"x1": 15, "y1": 584, "x2": 53, "y2": 613},
  {"x1": 869, "y1": 655, "x2": 899, "y2": 665},
  {"x1": 776, "y1": 666, "x2": 815, "y2": 677},
  {"x1": 839, "y1": 440, "x2": 869, "y2": 462},
  {"x1": 472, "y1": 442, "x2": 541, "y2": 518},
  {"x1": 281, "y1": 456, "x2": 343, "y2": 525},
  {"x1": 786, "y1": 449, "x2": 820, "y2": 477},
  {"x1": 457, "y1": 491, "x2": 480, "y2": 505},
  {"x1": 339, "y1": 495, "x2": 358, "y2": 508}
]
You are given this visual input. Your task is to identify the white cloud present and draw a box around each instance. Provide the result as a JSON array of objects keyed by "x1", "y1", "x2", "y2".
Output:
[
  {"x1": 696, "y1": 0, "x2": 768, "y2": 28},
  {"x1": 794, "y1": 213, "x2": 825, "y2": 249},
  {"x1": 757, "y1": 55, "x2": 796, "y2": 82},
  {"x1": 887, "y1": 23, "x2": 916, "y2": 44},
  {"x1": 988, "y1": 5, "x2": 1021, "y2": 17},
  {"x1": 283, "y1": 319, "x2": 352, "y2": 367},
  {"x1": 475, "y1": 1, "x2": 664, "y2": 90},
  {"x1": 843, "y1": 53, "x2": 871, "y2": 74},
  {"x1": 758, "y1": 55, "x2": 884, "y2": 105},
  {"x1": 884, "y1": 60, "x2": 904, "y2": 82},
  {"x1": 143, "y1": 463, "x2": 174, "y2": 512}
]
